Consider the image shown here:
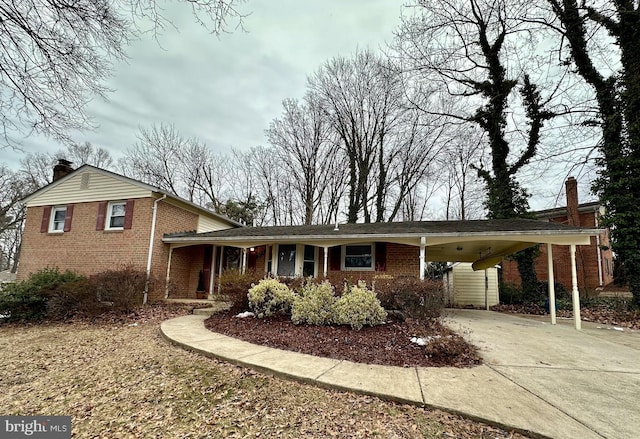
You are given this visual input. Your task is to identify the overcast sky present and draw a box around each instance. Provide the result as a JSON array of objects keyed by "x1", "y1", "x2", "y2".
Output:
[
  {"x1": 3, "y1": 1, "x2": 403, "y2": 168},
  {"x1": 2, "y1": 0, "x2": 594, "y2": 211}
]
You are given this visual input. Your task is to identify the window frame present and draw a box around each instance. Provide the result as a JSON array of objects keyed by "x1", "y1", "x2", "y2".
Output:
[
  {"x1": 48, "y1": 206, "x2": 67, "y2": 233},
  {"x1": 341, "y1": 243, "x2": 375, "y2": 271},
  {"x1": 105, "y1": 201, "x2": 127, "y2": 231}
]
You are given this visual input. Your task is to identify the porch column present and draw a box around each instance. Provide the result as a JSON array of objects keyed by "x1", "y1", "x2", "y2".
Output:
[
  {"x1": 241, "y1": 248, "x2": 247, "y2": 274},
  {"x1": 208, "y1": 245, "x2": 217, "y2": 299},
  {"x1": 547, "y1": 243, "x2": 557, "y2": 325},
  {"x1": 419, "y1": 237, "x2": 426, "y2": 280},
  {"x1": 164, "y1": 245, "x2": 173, "y2": 299},
  {"x1": 218, "y1": 245, "x2": 225, "y2": 293},
  {"x1": 323, "y1": 246, "x2": 329, "y2": 278},
  {"x1": 570, "y1": 244, "x2": 582, "y2": 330}
]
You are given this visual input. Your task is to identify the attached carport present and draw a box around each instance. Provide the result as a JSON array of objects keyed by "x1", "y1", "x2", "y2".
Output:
[{"x1": 163, "y1": 218, "x2": 600, "y2": 330}]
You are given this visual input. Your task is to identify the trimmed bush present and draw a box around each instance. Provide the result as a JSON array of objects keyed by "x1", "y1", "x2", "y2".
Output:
[
  {"x1": 219, "y1": 269, "x2": 263, "y2": 311},
  {"x1": 291, "y1": 280, "x2": 336, "y2": 326},
  {"x1": 46, "y1": 278, "x2": 105, "y2": 320},
  {"x1": 248, "y1": 278, "x2": 296, "y2": 318},
  {"x1": 89, "y1": 266, "x2": 148, "y2": 313},
  {"x1": 333, "y1": 281, "x2": 386, "y2": 330}
]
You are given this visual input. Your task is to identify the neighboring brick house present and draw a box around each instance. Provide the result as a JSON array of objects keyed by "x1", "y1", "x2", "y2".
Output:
[
  {"x1": 501, "y1": 177, "x2": 614, "y2": 294},
  {"x1": 18, "y1": 162, "x2": 241, "y2": 302}
]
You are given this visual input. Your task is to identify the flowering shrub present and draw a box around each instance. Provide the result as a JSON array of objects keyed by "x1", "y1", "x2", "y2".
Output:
[
  {"x1": 291, "y1": 280, "x2": 336, "y2": 326},
  {"x1": 247, "y1": 278, "x2": 296, "y2": 318},
  {"x1": 333, "y1": 281, "x2": 387, "y2": 330}
]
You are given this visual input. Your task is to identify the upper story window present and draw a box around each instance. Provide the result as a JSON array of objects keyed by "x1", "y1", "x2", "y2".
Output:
[
  {"x1": 341, "y1": 244, "x2": 375, "y2": 271},
  {"x1": 106, "y1": 202, "x2": 126, "y2": 230},
  {"x1": 97, "y1": 199, "x2": 134, "y2": 231},
  {"x1": 49, "y1": 207, "x2": 67, "y2": 233}
]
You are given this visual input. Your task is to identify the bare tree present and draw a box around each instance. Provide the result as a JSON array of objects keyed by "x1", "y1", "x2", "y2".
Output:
[
  {"x1": 309, "y1": 50, "x2": 414, "y2": 223},
  {"x1": 0, "y1": 0, "x2": 246, "y2": 147},
  {"x1": 19, "y1": 142, "x2": 114, "y2": 188},
  {"x1": 266, "y1": 96, "x2": 343, "y2": 225},
  {"x1": 396, "y1": 0, "x2": 561, "y2": 297},
  {"x1": 120, "y1": 122, "x2": 231, "y2": 210},
  {"x1": 0, "y1": 165, "x2": 36, "y2": 272},
  {"x1": 440, "y1": 126, "x2": 487, "y2": 220}
]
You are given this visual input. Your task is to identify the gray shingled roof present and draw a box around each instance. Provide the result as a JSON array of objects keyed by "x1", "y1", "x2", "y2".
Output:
[{"x1": 164, "y1": 218, "x2": 593, "y2": 240}]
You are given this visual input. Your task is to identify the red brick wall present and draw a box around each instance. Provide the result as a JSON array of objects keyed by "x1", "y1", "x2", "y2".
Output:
[
  {"x1": 326, "y1": 243, "x2": 421, "y2": 279},
  {"x1": 18, "y1": 198, "x2": 202, "y2": 302},
  {"x1": 501, "y1": 210, "x2": 614, "y2": 294}
]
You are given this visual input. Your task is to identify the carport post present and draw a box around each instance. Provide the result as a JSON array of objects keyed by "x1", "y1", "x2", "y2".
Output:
[
  {"x1": 419, "y1": 237, "x2": 426, "y2": 280},
  {"x1": 547, "y1": 243, "x2": 557, "y2": 325},
  {"x1": 570, "y1": 244, "x2": 582, "y2": 330}
]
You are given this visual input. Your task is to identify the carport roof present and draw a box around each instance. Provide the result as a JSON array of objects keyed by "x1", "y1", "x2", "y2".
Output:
[{"x1": 163, "y1": 219, "x2": 601, "y2": 264}]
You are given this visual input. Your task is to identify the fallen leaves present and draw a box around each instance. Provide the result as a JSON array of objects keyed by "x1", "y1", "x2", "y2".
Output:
[{"x1": 0, "y1": 305, "x2": 528, "y2": 438}]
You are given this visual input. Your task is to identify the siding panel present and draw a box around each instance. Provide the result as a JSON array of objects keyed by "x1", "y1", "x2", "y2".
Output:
[
  {"x1": 28, "y1": 170, "x2": 151, "y2": 207},
  {"x1": 197, "y1": 215, "x2": 234, "y2": 233}
]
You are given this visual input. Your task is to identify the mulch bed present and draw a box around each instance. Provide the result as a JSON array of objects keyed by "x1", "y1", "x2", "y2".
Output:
[{"x1": 205, "y1": 311, "x2": 481, "y2": 368}]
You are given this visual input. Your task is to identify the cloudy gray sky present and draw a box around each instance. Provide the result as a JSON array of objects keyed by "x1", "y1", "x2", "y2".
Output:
[
  {"x1": 4, "y1": 0, "x2": 403, "y2": 168},
  {"x1": 3, "y1": 0, "x2": 594, "y2": 211}
]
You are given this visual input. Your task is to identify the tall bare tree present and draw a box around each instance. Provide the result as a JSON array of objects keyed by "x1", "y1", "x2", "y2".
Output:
[
  {"x1": 396, "y1": 0, "x2": 561, "y2": 297},
  {"x1": 0, "y1": 0, "x2": 246, "y2": 147},
  {"x1": 309, "y1": 49, "x2": 420, "y2": 223},
  {"x1": 266, "y1": 96, "x2": 343, "y2": 225}
]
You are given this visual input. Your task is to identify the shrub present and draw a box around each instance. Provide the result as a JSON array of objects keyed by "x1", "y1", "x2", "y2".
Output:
[
  {"x1": 291, "y1": 280, "x2": 336, "y2": 325},
  {"x1": 90, "y1": 266, "x2": 147, "y2": 313},
  {"x1": 46, "y1": 278, "x2": 104, "y2": 320},
  {"x1": 333, "y1": 281, "x2": 386, "y2": 330},
  {"x1": 219, "y1": 269, "x2": 263, "y2": 311},
  {"x1": 499, "y1": 283, "x2": 524, "y2": 305},
  {"x1": 248, "y1": 278, "x2": 296, "y2": 318},
  {"x1": 0, "y1": 268, "x2": 84, "y2": 322},
  {"x1": 375, "y1": 277, "x2": 444, "y2": 321}
]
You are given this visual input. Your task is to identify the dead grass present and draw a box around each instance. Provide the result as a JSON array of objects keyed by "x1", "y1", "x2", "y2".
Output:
[{"x1": 0, "y1": 307, "x2": 530, "y2": 438}]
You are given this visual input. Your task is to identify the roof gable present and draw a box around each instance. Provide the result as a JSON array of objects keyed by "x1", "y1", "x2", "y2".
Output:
[{"x1": 24, "y1": 164, "x2": 242, "y2": 227}]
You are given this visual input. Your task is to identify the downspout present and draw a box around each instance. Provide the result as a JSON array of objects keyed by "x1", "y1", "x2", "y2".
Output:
[
  {"x1": 595, "y1": 211, "x2": 603, "y2": 287},
  {"x1": 144, "y1": 194, "x2": 167, "y2": 305}
]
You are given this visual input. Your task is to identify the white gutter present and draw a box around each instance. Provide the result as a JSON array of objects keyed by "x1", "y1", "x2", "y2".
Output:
[{"x1": 144, "y1": 194, "x2": 167, "y2": 305}]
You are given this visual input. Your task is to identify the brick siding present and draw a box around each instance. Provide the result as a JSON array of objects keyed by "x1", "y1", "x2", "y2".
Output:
[{"x1": 18, "y1": 198, "x2": 201, "y2": 302}]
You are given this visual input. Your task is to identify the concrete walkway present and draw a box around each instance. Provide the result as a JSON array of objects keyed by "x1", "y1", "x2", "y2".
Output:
[{"x1": 160, "y1": 310, "x2": 640, "y2": 439}]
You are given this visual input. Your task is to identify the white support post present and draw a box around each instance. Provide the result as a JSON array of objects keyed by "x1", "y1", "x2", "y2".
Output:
[
  {"x1": 323, "y1": 247, "x2": 329, "y2": 278},
  {"x1": 218, "y1": 245, "x2": 225, "y2": 293},
  {"x1": 241, "y1": 248, "x2": 247, "y2": 274},
  {"x1": 208, "y1": 245, "x2": 217, "y2": 299},
  {"x1": 547, "y1": 243, "x2": 557, "y2": 325},
  {"x1": 419, "y1": 237, "x2": 426, "y2": 280},
  {"x1": 164, "y1": 246, "x2": 173, "y2": 299},
  {"x1": 570, "y1": 244, "x2": 582, "y2": 330}
]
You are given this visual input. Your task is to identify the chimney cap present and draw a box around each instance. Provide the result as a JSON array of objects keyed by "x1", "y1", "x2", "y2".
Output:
[{"x1": 56, "y1": 158, "x2": 73, "y2": 166}]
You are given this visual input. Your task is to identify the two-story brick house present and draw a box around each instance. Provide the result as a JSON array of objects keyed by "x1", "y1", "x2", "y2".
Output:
[{"x1": 18, "y1": 162, "x2": 241, "y2": 302}]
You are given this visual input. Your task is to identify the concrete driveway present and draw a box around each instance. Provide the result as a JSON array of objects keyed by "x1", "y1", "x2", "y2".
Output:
[{"x1": 444, "y1": 309, "x2": 640, "y2": 439}]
